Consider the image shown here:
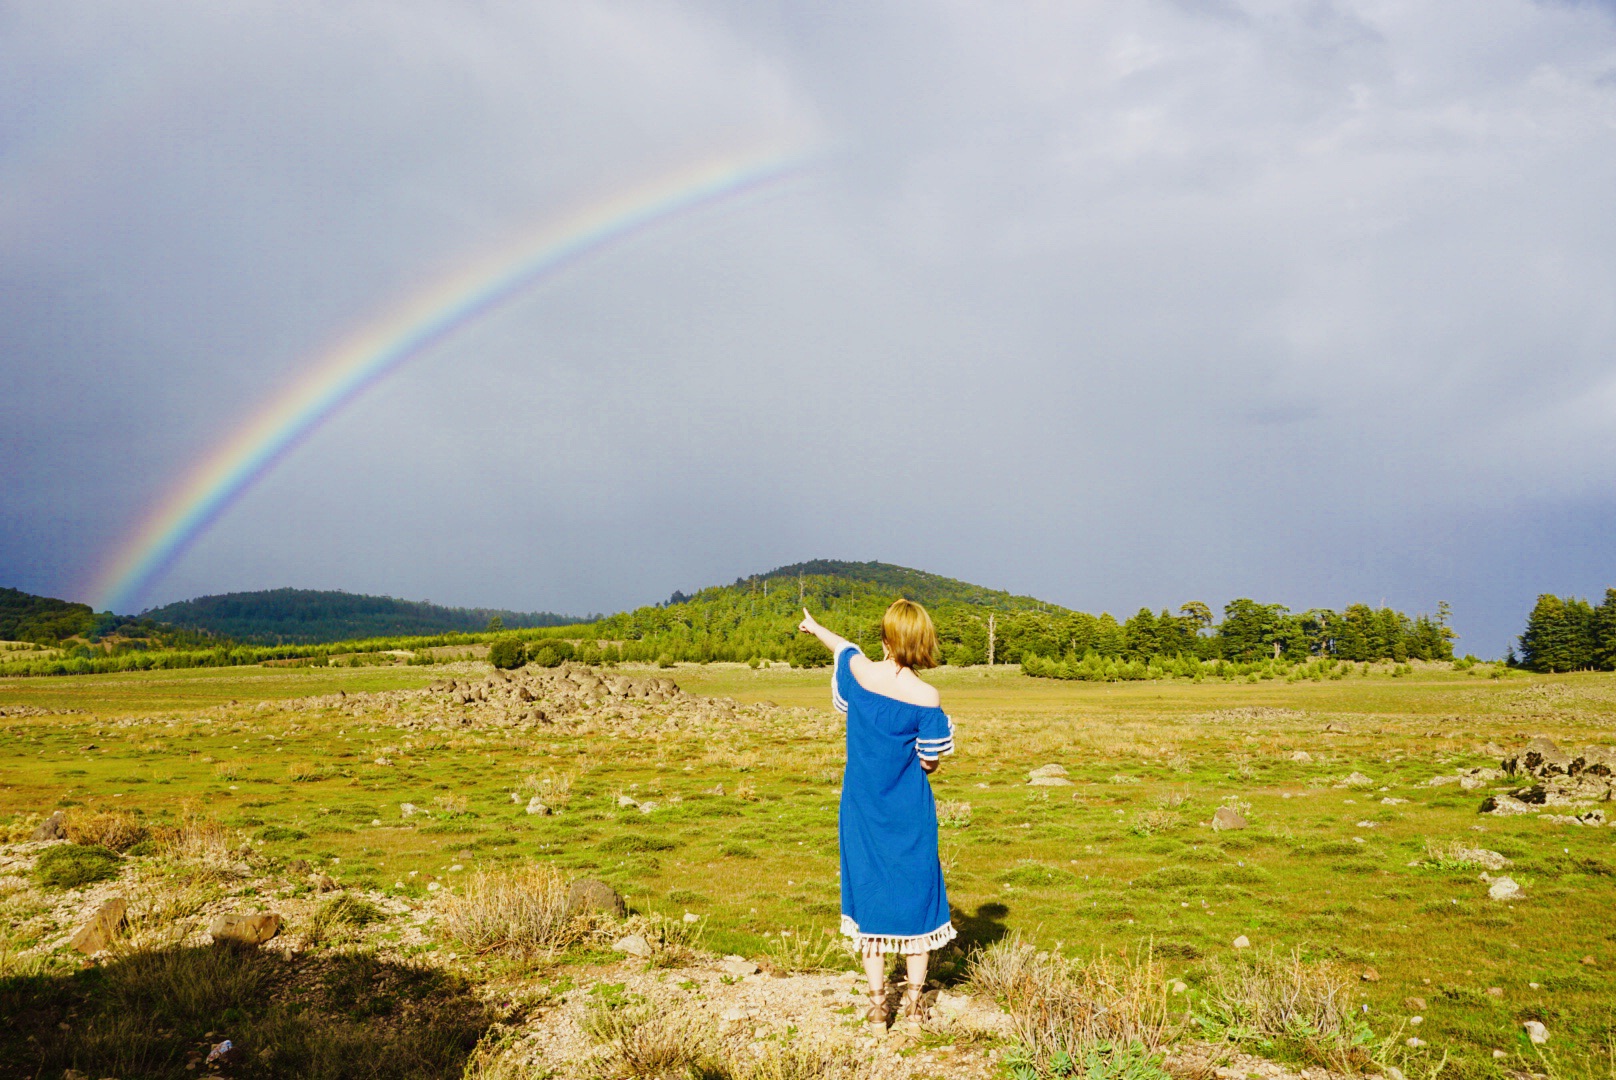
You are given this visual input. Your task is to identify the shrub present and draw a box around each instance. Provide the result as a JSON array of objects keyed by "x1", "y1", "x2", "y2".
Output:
[
  {"x1": 35, "y1": 843, "x2": 121, "y2": 889},
  {"x1": 438, "y1": 864, "x2": 581, "y2": 958},
  {"x1": 488, "y1": 638, "x2": 527, "y2": 670},
  {"x1": 762, "y1": 926, "x2": 849, "y2": 973},
  {"x1": 66, "y1": 810, "x2": 149, "y2": 852},
  {"x1": 599, "y1": 834, "x2": 679, "y2": 854},
  {"x1": 1000, "y1": 861, "x2": 1077, "y2": 888},
  {"x1": 255, "y1": 825, "x2": 307, "y2": 842},
  {"x1": 937, "y1": 799, "x2": 973, "y2": 828}
]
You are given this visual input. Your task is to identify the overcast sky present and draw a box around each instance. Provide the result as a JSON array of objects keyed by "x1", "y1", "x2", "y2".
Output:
[{"x1": 3, "y1": 1, "x2": 1614, "y2": 656}]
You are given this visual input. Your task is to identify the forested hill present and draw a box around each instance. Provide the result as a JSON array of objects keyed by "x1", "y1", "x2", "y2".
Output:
[
  {"x1": 547, "y1": 560, "x2": 1455, "y2": 667},
  {"x1": 1, "y1": 586, "x2": 208, "y2": 649},
  {"x1": 144, "y1": 589, "x2": 584, "y2": 645}
]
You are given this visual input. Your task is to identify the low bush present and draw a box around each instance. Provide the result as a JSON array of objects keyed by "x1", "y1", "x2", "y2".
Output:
[
  {"x1": 488, "y1": 638, "x2": 527, "y2": 670},
  {"x1": 34, "y1": 843, "x2": 121, "y2": 889}
]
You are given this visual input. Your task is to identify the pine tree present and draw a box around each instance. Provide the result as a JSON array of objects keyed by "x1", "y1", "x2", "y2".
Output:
[{"x1": 1593, "y1": 589, "x2": 1616, "y2": 672}]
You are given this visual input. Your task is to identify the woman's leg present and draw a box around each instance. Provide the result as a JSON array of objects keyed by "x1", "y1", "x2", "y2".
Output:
[
  {"x1": 862, "y1": 944, "x2": 887, "y2": 995},
  {"x1": 905, "y1": 950, "x2": 927, "y2": 991}
]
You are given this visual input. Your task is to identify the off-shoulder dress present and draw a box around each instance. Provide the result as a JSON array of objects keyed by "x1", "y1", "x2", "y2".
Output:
[{"x1": 831, "y1": 643, "x2": 957, "y2": 954}]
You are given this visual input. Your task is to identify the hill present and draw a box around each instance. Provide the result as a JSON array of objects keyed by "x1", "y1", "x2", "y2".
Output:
[
  {"x1": 143, "y1": 588, "x2": 584, "y2": 645},
  {"x1": 544, "y1": 559, "x2": 1454, "y2": 669},
  {"x1": 1, "y1": 586, "x2": 213, "y2": 650}
]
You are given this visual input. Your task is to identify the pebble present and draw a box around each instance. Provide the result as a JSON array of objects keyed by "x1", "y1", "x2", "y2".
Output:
[
  {"x1": 1487, "y1": 877, "x2": 1521, "y2": 901},
  {"x1": 1524, "y1": 1020, "x2": 1549, "y2": 1044},
  {"x1": 612, "y1": 934, "x2": 652, "y2": 958},
  {"x1": 1232, "y1": 935, "x2": 1250, "y2": 949}
]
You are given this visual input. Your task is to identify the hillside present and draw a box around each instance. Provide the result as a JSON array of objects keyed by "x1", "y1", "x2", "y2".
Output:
[
  {"x1": 541, "y1": 559, "x2": 1454, "y2": 669},
  {"x1": 0, "y1": 587, "x2": 99, "y2": 644},
  {"x1": 143, "y1": 588, "x2": 583, "y2": 645}
]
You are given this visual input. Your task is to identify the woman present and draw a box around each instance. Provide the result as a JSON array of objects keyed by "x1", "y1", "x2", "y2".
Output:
[{"x1": 798, "y1": 599, "x2": 956, "y2": 1026}]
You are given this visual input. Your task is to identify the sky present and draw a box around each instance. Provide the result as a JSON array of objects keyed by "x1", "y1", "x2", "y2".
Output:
[{"x1": 2, "y1": 1, "x2": 1614, "y2": 657}]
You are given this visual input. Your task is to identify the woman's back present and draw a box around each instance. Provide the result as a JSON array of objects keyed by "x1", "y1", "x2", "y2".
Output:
[{"x1": 847, "y1": 652, "x2": 941, "y2": 708}]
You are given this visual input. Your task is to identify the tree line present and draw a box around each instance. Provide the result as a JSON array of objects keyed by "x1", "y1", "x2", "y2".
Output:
[{"x1": 1514, "y1": 590, "x2": 1616, "y2": 672}]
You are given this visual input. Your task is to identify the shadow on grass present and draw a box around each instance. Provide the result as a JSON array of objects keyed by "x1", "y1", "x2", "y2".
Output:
[{"x1": 0, "y1": 944, "x2": 495, "y2": 1080}]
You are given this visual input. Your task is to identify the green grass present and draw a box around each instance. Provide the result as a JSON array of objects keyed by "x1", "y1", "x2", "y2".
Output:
[{"x1": 4, "y1": 661, "x2": 1616, "y2": 1076}]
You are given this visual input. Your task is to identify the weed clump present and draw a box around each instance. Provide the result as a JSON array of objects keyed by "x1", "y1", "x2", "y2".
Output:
[
  {"x1": 34, "y1": 843, "x2": 121, "y2": 889},
  {"x1": 1194, "y1": 947, "x2": 1370, "y2": 1068},
  {"x1": 970, "y1": 935, "x2": 1178, "y2": 1069},
  {"x1": 439, "y1": 864, "x2": 580, "y2": 958},
  {"x1": 65, "y1": 810, "x2": 149, "y2": 852}
]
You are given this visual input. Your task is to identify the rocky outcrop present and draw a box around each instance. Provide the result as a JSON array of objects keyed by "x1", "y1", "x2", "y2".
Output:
[{"x1": 32, "y1": 812, "x2": 67, "y2": 841}]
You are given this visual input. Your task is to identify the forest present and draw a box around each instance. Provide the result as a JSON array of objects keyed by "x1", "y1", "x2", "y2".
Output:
[
  {"x1": 524, "y1": 561, "x2": 1456, "y2": 673},
  {"x1": 1513, "y1": 589, "x2": 1616, "y2": 672},
  {"x1": 143, "y1": 587, "x2": 583, "y2": 643}
]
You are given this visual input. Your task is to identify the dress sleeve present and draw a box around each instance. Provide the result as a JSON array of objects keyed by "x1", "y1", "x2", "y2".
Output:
[
  {"x1": 831, "y1": 643, "x2": 862, "y2": 715},
  {"x1": 916, "y1": 708, "x2": 955, "y2": 761}
]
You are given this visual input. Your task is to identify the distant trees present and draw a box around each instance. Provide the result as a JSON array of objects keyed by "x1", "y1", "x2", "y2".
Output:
[{"x1": 1516, "y1": 590, "x2": 1616, "y2": 672}]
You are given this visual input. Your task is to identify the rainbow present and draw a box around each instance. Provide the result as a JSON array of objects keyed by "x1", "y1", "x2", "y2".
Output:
[{"x1": 89, "y1": 146, "x2": 808, "y2": 613}]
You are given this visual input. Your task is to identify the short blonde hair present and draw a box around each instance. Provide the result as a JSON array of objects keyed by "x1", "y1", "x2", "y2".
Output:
[{"x1": 881, "y1": 598, "x2": 940, "y2": 670}]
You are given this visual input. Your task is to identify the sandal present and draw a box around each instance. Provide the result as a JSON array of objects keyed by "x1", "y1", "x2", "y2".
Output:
[
  {"x1": 898, "y1": 982, "x2": 926, "y2": 1023},
  {"x1": 864, "y1": 987, "x2": 890, "y2": 1027}
]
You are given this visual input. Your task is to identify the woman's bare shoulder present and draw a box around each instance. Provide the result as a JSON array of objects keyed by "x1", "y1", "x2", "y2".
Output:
[{"x1": 911, "y1": 679, "x2": 942, "y2": 708}]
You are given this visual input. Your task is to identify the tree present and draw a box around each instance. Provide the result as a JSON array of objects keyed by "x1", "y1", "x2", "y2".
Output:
[
  {"x1": 488, "y1": 637, "x2": 526, "y2": 669},
  {"x1": 1517, "y1": 594, "x2": 1597, "y2": 672},
  {"x1": 1218, "y1": 599, "x2": 1289, "y2": 662},
  {"x1": 1595, "y1": 589, "x2": 1616, "y2": 672}
]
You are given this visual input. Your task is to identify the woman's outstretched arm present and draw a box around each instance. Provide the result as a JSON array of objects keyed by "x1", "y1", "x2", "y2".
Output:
[{"x1": 798, "y1": 608, "x2": 856, "y2": 655}]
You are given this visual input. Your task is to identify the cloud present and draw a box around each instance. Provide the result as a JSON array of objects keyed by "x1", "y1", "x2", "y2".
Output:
[{"x1": 2, "y1": 0, "x2": 1614, "y2": 655}]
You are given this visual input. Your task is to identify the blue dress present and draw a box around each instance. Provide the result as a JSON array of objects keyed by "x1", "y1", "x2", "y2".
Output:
[{"x1": 832, "y1": 644, "x2": 957, "y2": 953}]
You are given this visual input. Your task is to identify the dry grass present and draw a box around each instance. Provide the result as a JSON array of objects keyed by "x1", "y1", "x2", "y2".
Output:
[
  {"x1": 579, "y1": 989, "x2": 864, "y2": 1080},
  {"x1": 151, "y1": 810, "x2": 235, "y2": 867},
  {"x1": 286, "y1": 760, "x2": 327, "y2": 781},
  {"x1": 64, "y1": 809, "x2": 149, "y2": 852},
  {"x1": 969, "y1": 934, "x2": 1179, "y2": 1067},
  {"x1": 438, "y1": 864, "x2": 581, "y2": 958},
  {"x1": 618, "y1": 911, "x2": 708, "y2": 968},
  {"x1": 1129, "y1": 809, "x2": 1182, "y2": 837},
  {"x1": 1195, "y1": 947, "x2": 1370, "y2": 1069},
  {"x1": 212, "y1": 760, "x2": 242, "y2": 781},
  {"x1": 937, "y1": 799, "x2": 973, "y2": 828},
  {"x1": 761, "y1": 926, "x2": 848, "y2": 973},
  {"x1": 516, "y1": 770, "x2": 575, "y2": 810},
  {"x1": 0, "y1": 812, "x2": 41, "y2": 843}
]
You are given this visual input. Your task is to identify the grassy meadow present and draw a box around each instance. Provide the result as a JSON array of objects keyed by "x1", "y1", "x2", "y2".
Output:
[{"x1": 3, "y1": 659, "x2": 1615, "y2": 1078}]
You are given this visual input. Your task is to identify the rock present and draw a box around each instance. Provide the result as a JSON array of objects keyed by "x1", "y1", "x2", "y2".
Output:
[
  {"x1": 1487, "y1": 877, "x2": 1521, "y2": 901},
  {"x1": 1360, "y1": 967, "x2": 1380, "y2": 982},
  {"x1": 1028, "y1": 764, "x2": 1069, "y2": 779},
  {"x1": 1212, "y1": 807, "x2": 1248, "y2": 831},
  {"x1": 1405, "y1": 996, "x2": 1427, "y2": 1011},
  {"x1": 32, "y1": 811, "x2": 67, "y2": 841},
  {"x1": 1493, "y1": 1049, "x2": 1508, "y2": 1059},
  {"x1": 1384, "y1": 1069, "x2": 1407, "y2": 1080},
  {"x1": 1028, "y1": 776, "x2": 1075, "y2": 787},
  {"x1": 1171, "y1": 980, "x2": 1188, "y2": 994},
  {"x1": 1406, "y1": 1037, "x2": 1425, "y2": 1048},
  {"x1": 1581, "y1": 955, "x2": 1597, "y2": 967},
  {"x1": 932, "y1": 989, "x2": 972, "y2": 1018},
  {"x1": 721, "y1": 955, "x2": 760, "y2": 977},
  {"x1": 525, "y1": 797, "x2": 551, "y2": 816},
  {"x1": 1337, "y1": 772, "x2": 1373, "y2": 788},
  {"x1": 682, "y1": 912, "x2": 700, "y2": 924},
  {"x1": 612, "y1": 934, "x2": 652, "y2": 958},
  {"x1": 1487, "y1": 987, "x2": 1504, "y2": 996},
  {"x1": 400, "y1": 803, "x2": 422, "y2": 818},
  {"x1": 208, "y1": 913, "x2": 282, "y2": 946},
  {"x1": 1232, "y1": 935, "x2": 1250, "y2": 949},
  {"x1": 719, "y1": 1006, "x2": 750, "y2": 1022},
  {"x1": 1524, "y1": 1020, "x2": 1548, "y2": 1044},
  {"x1": 1409, "y1": 1015, "x2": 1424, "y2": 1025},
  {"x1": 309, "y1": 873, "x2": 339, "y2": 892},
  {"x1": 566, "y1": 878, "x2": 626, "y2": 918},
  {"x1": 1291, "y1": 751, "x2": 1312, "y2": 763},
  {"x1": 70, "y1": 898, "x2": 128, "y2": 954},
  {"x1": 617, "y1": 795, "x2": 638, "y2": 808},
  {"x1": 1381, "y1": 797, "x2": 1407, "y2": 805}
]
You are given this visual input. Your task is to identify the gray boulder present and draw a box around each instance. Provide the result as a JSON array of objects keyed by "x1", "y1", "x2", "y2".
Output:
[
  {"x1": 566, "y1": 878, "x2": 626, "y2": 918},
  {"x1": 32, "y1": 811, "x2": 67, "y2": 841},
  {"x1": 209, "y1": 913, "x2": 282, "y2": 946}
]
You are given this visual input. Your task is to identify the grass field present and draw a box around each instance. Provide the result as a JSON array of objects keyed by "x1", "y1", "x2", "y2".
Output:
[{"x1": 3, "y1": 659, "x2": 1614, "y2": 1078}]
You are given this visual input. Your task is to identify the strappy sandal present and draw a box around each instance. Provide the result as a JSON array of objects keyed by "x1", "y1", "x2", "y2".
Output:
[
  {"x1": 864, "y1": 987, "x2": 890, "y2": 1027},
  {"x1": 898, "y1": 982, "x2": 927, "y2": 1023}
]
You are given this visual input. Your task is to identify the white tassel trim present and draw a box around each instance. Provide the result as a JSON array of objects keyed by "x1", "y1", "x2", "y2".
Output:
[{"x1": 840, "y1": 915, "x2": 957, "y2": 955}]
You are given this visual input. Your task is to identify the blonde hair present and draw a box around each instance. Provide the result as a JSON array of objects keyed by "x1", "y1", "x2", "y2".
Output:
[{"x1": 881, "y1": 598, "x2": 940, "y2": 671}]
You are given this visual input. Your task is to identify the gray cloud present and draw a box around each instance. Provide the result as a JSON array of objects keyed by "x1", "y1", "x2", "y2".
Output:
[{"x1": 2, "y1": 0, "x2": 1614, "y2": 655}]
